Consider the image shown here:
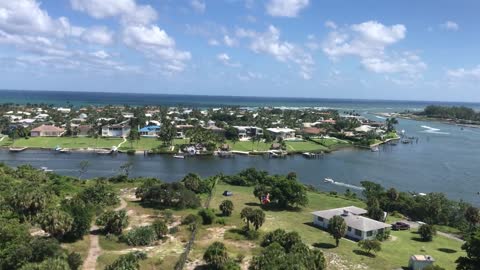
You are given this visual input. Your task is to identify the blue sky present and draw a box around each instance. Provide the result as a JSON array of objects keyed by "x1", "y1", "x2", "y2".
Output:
[{"x1": 0, "y1": 0, "x2": 479, "y2": 101}]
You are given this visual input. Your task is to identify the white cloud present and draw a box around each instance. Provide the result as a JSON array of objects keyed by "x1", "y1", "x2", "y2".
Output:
[
  {"x1": 81, "y1": 26, "x2": 114, "y2": 45},
  {"x1": 266, "y1": 0, "x2": 309, "y2": 17},
  {"x1": 223, "y1": 35, "x2": 237, "y2": 47},
  {"x1": 447, "y1": 66, "x2": 480, "y2": 80},
  {"x1": 322, "y1": 20, "x2": 425, "y2": 76},
  {"x1": 208, "y1": 39, "x2": 220, "y2": 46},
  {"x1": 325, "y1": 20, "x2": 337, "y2": 29},
  {"x1": 91, "y1": 50, "x2": 110, "y2": 59},
  {"x1": 237, "y1": 25, "x2": 314, "y2": 79},
  {"x1": 0, "y1": 0, "x2": 72, "y2": 37},
  {"x1": 237, "y1": 71, "x2": 263, "y2": 81},
  {"x1": 190, "y1": 0, "x2": 206, "y2": 13},
  {"x1": 216, "y1": 53, "x2": 241, "y2": 67},
  {"x1": 70, "y1": 0, "x2": 157, "y2": 25},
  {"x1": 440, "y1": 21, "x2": 459, "y2": 31},
  {"x1": 123, "y1": 24, "x2": 191, "y2": 73}
]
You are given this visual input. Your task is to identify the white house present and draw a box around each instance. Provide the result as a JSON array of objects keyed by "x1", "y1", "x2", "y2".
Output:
[
  {"x1": 233, "y1": 126, "x2": 263, "y2": 140},
  {"x1": 408, "y1": 255, "x2": 435, "y2": 270},
  {"x1": 267, "y1": 127, "x2": 296, "y2": 140},
  {"x1": 311, "y1": 206, "x2": 390, "y2": 241},
  {"x1": 102, "y1": 122, "x2": 131, "y2": 137}
]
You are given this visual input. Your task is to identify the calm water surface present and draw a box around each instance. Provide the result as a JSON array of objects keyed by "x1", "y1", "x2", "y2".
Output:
[{"x1": 1, "y1": 115, "x2": 479, "y2": 205}]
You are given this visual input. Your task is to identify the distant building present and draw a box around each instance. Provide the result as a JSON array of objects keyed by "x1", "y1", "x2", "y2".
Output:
[
  {"x1": 76, "y1": 125, "x2": 93, "y2": 137},
  {"x1": 311, "y1": 206, "x2": 390, "y2": 241},
  {"x1": 408, "y1": 255, "x2": 435, "y2": 270},
  {"x1": 102, "y1": 122, "x2": 131, "y2": 137},
  {"x1": 302, "y1": 127, "x2": 326, "y2": 136},
  {"x1": 57, "y1": 107, "x2": 71, "y2": 113},
  {"x1": 30, "y1": 125, "x2": 65, "y2": 137},
  {"x1": 233, "y1": 126, "x2": 263, "y2": 140},
  {"x1": 139, "y1": 125, "x2": 161, "y2": 137},
  {"x1": 267, "y1": 127, "x2": 296, "y2": 140}
]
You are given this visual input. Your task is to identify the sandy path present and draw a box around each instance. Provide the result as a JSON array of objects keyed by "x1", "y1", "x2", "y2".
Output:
[
  {"x1": 83, "y1": 197, "x2": 127, "y2": 270},
  {"x1": 117, "y1": 137, "x2": 127, "y2": 149}
]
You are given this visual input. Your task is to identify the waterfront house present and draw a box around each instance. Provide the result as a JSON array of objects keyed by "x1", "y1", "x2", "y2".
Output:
[
  {"x1": 311, "y1": 206, "x2": 390, "y2": 241},
  {"x1": 408, "y1": 255, "x2": 435, "y2": 270},
  {"x1": 102, "y1": 122, "x2": 131, "y2": 137},
  {"x1": 139, "y1": 125, "x2": 161, "y2": 137},
  {"x1": 233, "y1": 126, "x2": 263, "y2": 140},
  {"x1": 267, "y1": 127, "x2": 296, "y2": 140},
  {"x1": 355, "y1": 125, "x2": 375, "y2": 133},
  {"x1": 30, "y1": 125, "x2": 65, "y2": 137},
  {"x1": 302, "y1": 127, "x2": 326, "y2": 136},
  {"x1": 76, "y1": 125, "x2": 93, "y2": 137}
]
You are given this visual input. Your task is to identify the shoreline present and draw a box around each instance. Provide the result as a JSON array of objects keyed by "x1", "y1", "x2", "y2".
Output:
[{"x1": 376, "y1": 112, "x2": 480, "y2": 128}]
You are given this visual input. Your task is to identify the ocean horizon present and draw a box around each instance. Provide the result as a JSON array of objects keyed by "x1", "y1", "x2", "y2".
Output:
[{"x1": 2, "y1": 89, "x2": 480, "y2": 110}]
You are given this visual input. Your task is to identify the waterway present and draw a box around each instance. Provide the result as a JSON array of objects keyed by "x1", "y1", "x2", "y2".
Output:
[{"x1": 1, "y1": 115, "x2": 479, "y2": 205}]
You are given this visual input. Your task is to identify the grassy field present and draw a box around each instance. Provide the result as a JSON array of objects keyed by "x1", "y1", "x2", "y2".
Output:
[
  {"x1": 311, "y1": 137, "x2": 352, "y2": 149},
  {"x1": 227, "y1": 140, "x2": 272, "y2": 152},
  {"x1": 199, "y1": 183, "x2": 465, "y2": 270},
  {"x1": 285, "y1": 140, "x2": 329, "y2": 152},
  {"x1": 0, "y1": 137, "x2": 189, "y2": 151}
]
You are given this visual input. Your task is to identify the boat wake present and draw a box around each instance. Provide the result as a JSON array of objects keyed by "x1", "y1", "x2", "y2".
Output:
[
  {"x1": 375, "y1": 116, "x2": 386, "y2": 120},
  {"x1": 325, "y1": 178, "x2": 365, "y2": 190},
  {"x1": 420, "y1": 125, "x2": 450, "y2": 135}
]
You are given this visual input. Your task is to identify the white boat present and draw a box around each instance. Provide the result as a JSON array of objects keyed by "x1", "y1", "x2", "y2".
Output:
[
  {"x1": 40, "y1": 166, "x2": 53, "y2": 172},
  {"x1": 324, "y1": 178, "x2": 334, "y2": 183},
  {"x1": 371, "y1": 146, "x2": 379, "y2": 152},
  {"x1": 173, "y1": 154, "x2": 185, "y2": 159}
]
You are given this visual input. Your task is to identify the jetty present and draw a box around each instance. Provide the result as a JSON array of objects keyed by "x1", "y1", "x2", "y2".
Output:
[{"x1": 302, "y1": 152, "x2": 323, "y2": 159}]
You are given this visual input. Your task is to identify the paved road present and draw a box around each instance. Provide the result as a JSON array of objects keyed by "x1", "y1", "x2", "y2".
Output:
[{"x1": 399, "y1": 220, "x2": 464, "y2": 243}]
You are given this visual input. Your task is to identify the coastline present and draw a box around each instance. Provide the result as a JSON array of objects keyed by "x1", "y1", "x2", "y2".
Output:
[{"x1": 376, "y1": 112, "x2": 480, "y2": 128}]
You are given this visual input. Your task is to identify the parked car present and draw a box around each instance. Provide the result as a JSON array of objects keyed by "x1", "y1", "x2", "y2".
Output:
[{"x1": 391, "y1": 221, "x2": 410, "y2": 230}]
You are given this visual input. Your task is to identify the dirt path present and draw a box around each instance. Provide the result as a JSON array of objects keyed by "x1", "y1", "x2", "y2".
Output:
[
  {"x1": 0, "y1": 136, "x2": 5, "y2": 142},
  {"x1": 83, "y1": 197, "x2": 127, "y2": 270}
]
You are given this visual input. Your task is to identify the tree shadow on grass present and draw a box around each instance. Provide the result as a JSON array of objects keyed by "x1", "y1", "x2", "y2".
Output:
[
  {"x1": 244, "y1": 202, "x2": 302, "y2": 212},
  {"x1": 353, "y1": 249, "x2": 376, "y2": 258},
  {"x1": 312, "y1": 242, "x2": 336, "y2": 249},
  {"x1": 411, "y1": 237, "x2": 427, "y2": 242},
  {"x1": 438, "y1": 248, "x2": 457, "y2": 253}
]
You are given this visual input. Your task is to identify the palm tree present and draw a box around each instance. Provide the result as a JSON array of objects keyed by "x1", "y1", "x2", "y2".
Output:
[
  {"x1": 240, "y1": 207, "x2": 254, "y2": 230},
  {"x1": 250, "y1": 209, "x2": 266, "y2": 231},
  {"x1": 38, "y1": 209, "x2": 74, "y2": 239},
  {"x1": 328, "y1": 215, "x2": 347, "y2": 247}
]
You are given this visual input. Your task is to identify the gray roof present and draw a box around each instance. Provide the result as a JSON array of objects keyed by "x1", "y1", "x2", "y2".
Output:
[
  {"x1": 311, "y1": 206, "x2": 367, "y2": 219},
  {"x1": 311, "y1": 206, "x2": 390, "y2": 231}
]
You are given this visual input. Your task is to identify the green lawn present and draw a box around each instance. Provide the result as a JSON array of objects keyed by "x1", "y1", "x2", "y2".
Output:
[
  {"x1": 4, "y1": 137, "x2": 123, "y2": 149},
  {"x1": 0, "y1": 137, "x2": 190, "y2": 151},
  {"x1": 285, "y1": 140, "x2": 329, "y2": 152},
  {"x1": 312, "y1": 137, "x2": 351, "y2": 149},
  {"x1": 227, "y1": 140, "x2": 272, "y2": 152},
  {"x1": 204, "y1": 183, "x2": 465, "y2": 270}
]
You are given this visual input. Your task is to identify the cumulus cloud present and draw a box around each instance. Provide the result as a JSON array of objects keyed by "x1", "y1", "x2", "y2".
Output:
[
  {"x1": 323, "y1": 20, "x2": 425, "y2": 76},
  {"x1": 72, "y1": 0, "x2": 190, "y2": 74},
  {"x1": 324, "y1": 20, "x2": 337, "y2": 29},
  {"x1": 190, "y1": 0, "x2": 206, "y2": 13},
  {"x1": 440, "y1": 21, "x2": 459, "y2": 31},
  {"x1": 237, "y1": 25, "x2": 314, "y2": 79},
  {"x1": 266, "y1": 0, "x2": 309, "y2": 17},
  {"x1": 123, "y1": 24, "x2": 191, "y2": 73},
  {"x1": 81, "y1": 26, "x2": 114, "y2": 45},
  {"x1": 71, "y1": 0, "x2": 157, "y2": 25}
]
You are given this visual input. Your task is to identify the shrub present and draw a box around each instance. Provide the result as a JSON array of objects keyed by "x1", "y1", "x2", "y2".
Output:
[
  {"x1": 120, "y1": 226, "x2": 157, "y2": 246},
  {"x1": 151, "y1": 220, "x2": 168, "y2": 239},
  {"x1": 419, "y1": 224, "x2": 436, "y2": 241},
  {"x1": 376, "y1": 230, "x2": 390, "y2": 241},
  {"x1": 358, "y1": 239, "x2": 382, "y2": 255},
  {"x1": 96, "y1": 210, "x2": 129, "y2": 235},
  {"x1": 245, "y1": 229, "x2": 260, "y2": 240},
  {"x1": 182, "y1": 214, "x2": 200, "y2": 225},
  {"x1": 198, "y1": 209, "x2": 216, "y2": 225},
  {"x1": 169, "y1": 226, "x2": 179, "y2": 234},
  {"x1": 67, "y1": 252, "x2": 82, "y2": 270},
  {"x1": 105, "y1": 251, "x2": 147, "y2": 270},
  {"x1": 203, "y1": 242, "x2": 229, "y2": 269},
  {"x1": 219, "y1": 200, "x2": 234, "y2": 216},
  {"x1": 216, "y1": 218, "x2": 226, "y2": 225}
]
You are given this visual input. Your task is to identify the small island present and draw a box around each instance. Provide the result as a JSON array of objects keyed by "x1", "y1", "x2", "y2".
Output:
[{"x1": 395, "y1": 105, "x2": 480, "y2": 127}]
